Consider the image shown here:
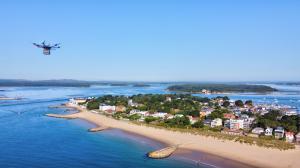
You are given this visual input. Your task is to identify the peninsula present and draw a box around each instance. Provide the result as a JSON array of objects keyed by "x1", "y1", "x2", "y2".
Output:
[{"x1": 48, "y1": 94, "x2": 300, "y2": 168}]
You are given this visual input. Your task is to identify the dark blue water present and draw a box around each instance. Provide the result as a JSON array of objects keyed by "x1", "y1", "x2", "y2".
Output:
[
  {"x1": 0, "y1": 84, "x2": 299, "y2": 168},
  {"x1": 0, "y1": 86, "x2": 204, "y2": 168}
]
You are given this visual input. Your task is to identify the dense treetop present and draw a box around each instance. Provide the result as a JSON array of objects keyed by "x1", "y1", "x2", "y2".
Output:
[{"x1": 167, "y1": 84, "x2": 277, "y2": 93}]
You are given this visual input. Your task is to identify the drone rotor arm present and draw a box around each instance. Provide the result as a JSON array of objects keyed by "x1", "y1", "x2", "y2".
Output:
[{"x1": 33, "y1": 43, "x2": 42, "y2": 48}]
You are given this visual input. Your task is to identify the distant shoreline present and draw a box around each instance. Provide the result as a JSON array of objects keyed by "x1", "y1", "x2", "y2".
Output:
[
  {"x1": 48, "y1": 103, "x2": 300, "y2": 168},
  {"x1": 167, "y1": 84, "x2": 278, "y2": 94},
  {"x1": 0, "y1": 97, "x2": 21, "y2": 100}
]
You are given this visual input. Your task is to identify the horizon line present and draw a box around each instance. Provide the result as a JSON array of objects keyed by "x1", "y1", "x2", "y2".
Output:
[{"x1": 0, "y1": 78, "x2": 299, "y2": 83}]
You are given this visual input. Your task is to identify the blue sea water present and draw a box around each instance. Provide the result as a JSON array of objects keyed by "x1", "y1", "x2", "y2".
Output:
[{"x1": 0, "y1": 84, "x2": 299, "y2": 168}]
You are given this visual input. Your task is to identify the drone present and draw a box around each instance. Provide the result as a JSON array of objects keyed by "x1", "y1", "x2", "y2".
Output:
[{"x1": 33, "y1": 41, "x2": 60, "y2": 55}]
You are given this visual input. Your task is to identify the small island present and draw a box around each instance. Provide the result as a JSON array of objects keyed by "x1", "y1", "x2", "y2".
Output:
[
  {"x1": 132, "y1": 83, "x2": 151, "y2": 87},
  {"x1": 167, "y1": 84, "x2": 277, "y2": 94},
  {"x1": 110, "y1": 83, "x2": 129, "y2": 86}
]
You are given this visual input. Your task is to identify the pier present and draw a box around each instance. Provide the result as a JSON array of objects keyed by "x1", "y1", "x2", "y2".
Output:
[
  {"x1": 88, "y1": 126, "x2": 108, "y2": 132},
  {"x1": 46, "y1": 113, "x2": 78, "y2": 119},
  {"x1": 46, "y1": 113, "x2": 108, "y2": 132},
  {"x1": 147, "y1": 146, "x2": 178, "y2": 159}
]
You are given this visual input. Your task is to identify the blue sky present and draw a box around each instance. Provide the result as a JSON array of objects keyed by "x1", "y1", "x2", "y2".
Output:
[{"x1": 0, "y1": 0, "x2": 299, "y2": 82}]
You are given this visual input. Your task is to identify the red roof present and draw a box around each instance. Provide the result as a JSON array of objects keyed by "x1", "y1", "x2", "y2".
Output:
[{"x1": 223, "y1": 113, "x2": 236, "y2": 119}]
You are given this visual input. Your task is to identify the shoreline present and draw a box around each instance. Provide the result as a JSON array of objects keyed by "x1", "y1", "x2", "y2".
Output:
[
  {"x1": 0, "y1": 97, "x2": 21, "y2": 100},
  {"x1": 50, "y1": 104, "x2": 300, "y2": 168}
]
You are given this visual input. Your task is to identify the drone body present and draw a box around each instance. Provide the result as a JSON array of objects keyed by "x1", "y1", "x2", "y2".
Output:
[{"x1": 33, "y1": 41, "x2": 60, "y2": 55}]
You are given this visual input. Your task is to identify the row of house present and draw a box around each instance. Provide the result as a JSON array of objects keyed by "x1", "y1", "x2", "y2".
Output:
[
  {"x1": 250, "y1": 126, "x2": 300, "y2": 142},
  {"x1": 99, "y1": 104, "x2": 126, "y2": 113},
  {"x1": 129, "y1": 109, "x2": 200, "y2": 124},
  {"x1": 202, "y1": 114, "x2": 253, "y2": 131},
  {"x1": 99, "y1": 99, "x2": 144, "y2": 113}
]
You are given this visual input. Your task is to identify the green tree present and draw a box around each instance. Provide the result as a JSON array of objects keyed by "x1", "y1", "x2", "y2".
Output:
[
  {"x1": 192, "y1": 120, "x2": 204, "y2": 128},
  {"x1": 235, "y1": 100, "x2": 244, "y2": 107},
  {"x1": 87, "y1": 100, "x2": 100, "y2": 110},
  {"x1": 128, "y1": 114, "x2": 141, "y2": 121},
  {"x1": 165, "y1": 116, "x2": 190, "y2": 128},
  {"x1": 222, "y1": 101, "x2": 230, "y2": 107},
  {"x1": 245, "y1": 100, "x2": 253, "y2": 106},
  {"x1": 144, "y1": 116, "x2": 158, "y2": 124},
  {"x1": 257, "y1": 110, "x2": 281, "y2": 128},
  {"x1": 183, "y1": 110, "x2": 200, "y2": 117},
  {"x1": 208, "y1": 108, "x2": 230, "y2": 120},
  {"x1": 280, "y1": 115, "x2": 299, "y2": 133}
]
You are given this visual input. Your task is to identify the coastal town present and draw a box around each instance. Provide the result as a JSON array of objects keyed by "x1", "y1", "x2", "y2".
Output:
[{"x1": 69, "y1": 94, "x2": 300, "y2": 149}]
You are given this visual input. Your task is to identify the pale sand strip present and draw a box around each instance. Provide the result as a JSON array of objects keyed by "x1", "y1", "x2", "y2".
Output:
[{"x1": 49, "y1": 105, "x2": 300, "y2": 168}]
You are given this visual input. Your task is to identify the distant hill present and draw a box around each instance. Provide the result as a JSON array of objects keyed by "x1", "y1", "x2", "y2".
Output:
[
  {"x1": 0, "y1": 79, "x2": 151, "y2": 87},
  {"x1": 167, "y1": 84, "x2": 278, "y2": 93},
  {"x1": 0, "y1": 79, "x2": 92, "y2": 87}
]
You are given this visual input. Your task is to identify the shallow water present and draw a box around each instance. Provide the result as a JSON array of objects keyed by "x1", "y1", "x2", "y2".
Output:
[{"x1": 0, "y1": 84, "x2": 299, "y2": 168}]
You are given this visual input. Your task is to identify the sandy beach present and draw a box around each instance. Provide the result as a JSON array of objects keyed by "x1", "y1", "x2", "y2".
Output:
[{"x1": 51, "y1": 104, "x2": 300, "y2": 168}]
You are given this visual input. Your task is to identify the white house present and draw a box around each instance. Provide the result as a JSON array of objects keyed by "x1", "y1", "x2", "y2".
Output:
[
  {"x1": 129, "y1": 110, "x2": 149, "y2": 117},
  {"x1": 187, "y1": 116, "x2": 198, "y2": 124},
  {"x1": 284, "y1": 110, "x2": 298, "y2": 116},
  {"x1": 265, "y1": 127, "x2": 273, "y2": 136},
  {"x1": 211, "y1": 118, "x2": 222, "y2": 128},
  {"x1": 229, "y1": 119, "x2": 244, "y2": 130},
  {"x1": 251, "y1": 127, "x2": 264, "y2": 135},
  {"x1": 174, "y1": 114, "x2": 184, "y2": 118},
  {"x1": 69, "y1": 98, "x2": 86, "y2": 105},
  {"x1": 99, "y1": 104, "x2": 116, "y2": 112},
  {"x1": 129, "y1": 109, "x2": 140, "y2": 114},
  {"x1": 242, "y1": 120, "x2": 251, "y2": 130},
  {"x1": 138, "y1": 111, "x2": 149, "y2": 117},
  {"x1": 285, "y1": 132, "x2": 295, "y2": 143},
  {"x1": 166, "y1": 114, "x2": 174, "y2": 119},
  {"x1": 224, "y1": 120, "x2": 230, "y2": 128},
  {"x1": 128, "y1": 99, "x2": 139, "y2": 107},
  {"x1": 166, "y1": 97, "x2": 172, "y2": 102},
  {"x1": 151, "y1": 112, "x2": 167, "y2": 118},
  {"x1": 274, "y1": 127, "x2": 285, "y2": 139}
]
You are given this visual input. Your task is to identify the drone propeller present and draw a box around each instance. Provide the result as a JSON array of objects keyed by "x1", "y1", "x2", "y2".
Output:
[
  {"x1": 52, "y1": 43, "x2": 61, "y2": 48},
  {"x1": 33, "y1": 43, "x2": 42, "y2": 48}
]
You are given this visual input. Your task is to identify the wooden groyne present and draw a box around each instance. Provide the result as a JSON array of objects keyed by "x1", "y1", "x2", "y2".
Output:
[
  {"x1": 46, "y1": 113, "x2": 78, "y2": 119},
  {"x1": 147, "y1": 146, "x2": 178, "y2": 159},
  {"x1": 88, "y1": 126, "x2": 108, "y2": 132},
  {"x1": 46, "y1": 113, "x2": 108, "y2": 132}
]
